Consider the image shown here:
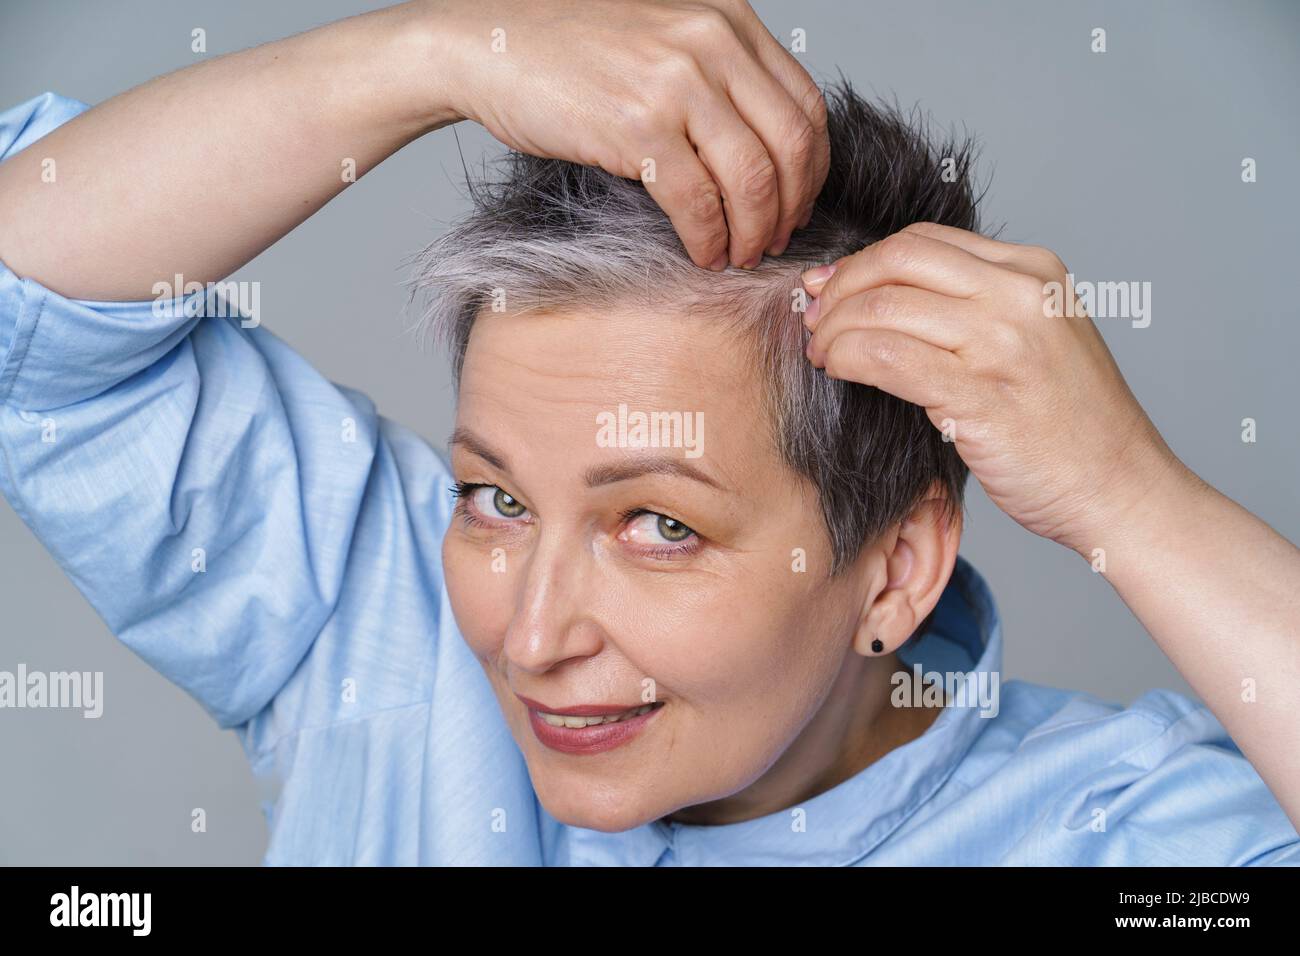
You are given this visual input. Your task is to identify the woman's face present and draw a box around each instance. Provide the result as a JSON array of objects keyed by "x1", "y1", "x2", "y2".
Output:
[{"x1": 443, "y1": 304, "x2": 873, "y2": 832}]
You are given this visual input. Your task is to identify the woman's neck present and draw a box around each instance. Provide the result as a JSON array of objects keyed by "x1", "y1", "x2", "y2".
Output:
[{"x1": 662, "y1": 651, "x2": 941, "y2": 827}]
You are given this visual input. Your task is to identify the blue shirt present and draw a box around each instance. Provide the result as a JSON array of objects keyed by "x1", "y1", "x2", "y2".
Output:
[{"x1": 2, "y1": 92, "x2": 1297, "y2": 866}]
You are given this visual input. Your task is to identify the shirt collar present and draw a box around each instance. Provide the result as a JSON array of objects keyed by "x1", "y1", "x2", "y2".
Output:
[{"x1": 548, "y1": 554, "x2": 1002, "y2": 866}]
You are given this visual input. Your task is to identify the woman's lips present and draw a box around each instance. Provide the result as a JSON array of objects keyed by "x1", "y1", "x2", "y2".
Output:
[{"x1": 521, "y1": 698, "x2": 665, "y2": 755}]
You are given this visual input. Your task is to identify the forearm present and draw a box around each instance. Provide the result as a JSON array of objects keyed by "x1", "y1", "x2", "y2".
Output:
[
  {"x1": 0, "y1": 1, "x2": 459, "y2": 300},
  {"x1": 1082, "y1": 446, "x2": 1300, "y2": 828}
]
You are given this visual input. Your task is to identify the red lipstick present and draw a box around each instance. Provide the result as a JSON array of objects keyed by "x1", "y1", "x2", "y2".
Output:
[{"x1": 516, "y1": 694, "x2": 664, "y2": 755}]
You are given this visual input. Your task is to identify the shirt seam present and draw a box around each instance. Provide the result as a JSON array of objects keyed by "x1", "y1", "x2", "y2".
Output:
[
  {"x1": 1018, "y1": 699, "x2": 1173, "y2": 746},
  {"x1": 0, "y1": 275, "x2": 42, "y2": 407},
  {"x1": 1021, "y1": 708, "x2": 1213, "y2": 864},
  {"x1": 245, "y1": 696, "x2": 435, "y2": 761},
  {"x1": 837, "y1": 719, "x2": 979, "y2": 866},
  {"x1": 0, "y1": 279, "x2": 44, "y2": 532}
]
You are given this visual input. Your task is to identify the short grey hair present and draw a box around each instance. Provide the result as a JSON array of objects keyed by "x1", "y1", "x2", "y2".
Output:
[{"x1": 410, "y1": 78, "x2": 980, "y2": 574}]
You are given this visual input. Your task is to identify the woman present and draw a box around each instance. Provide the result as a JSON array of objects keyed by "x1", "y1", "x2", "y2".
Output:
[{"x1": 0, "y1": 0, "x2": 1297, "y2": 865}]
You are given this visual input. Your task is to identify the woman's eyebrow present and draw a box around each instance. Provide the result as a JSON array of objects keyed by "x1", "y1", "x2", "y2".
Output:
[
  {"x1": 583, "y1": 458, "x2": 726, "y2": 492},
  {"x1": 451, "y1": 426, "x2": 727, "y2": 492},
  {"x1": 449, "y1": 426, "x2": 512, "y2": 473}
]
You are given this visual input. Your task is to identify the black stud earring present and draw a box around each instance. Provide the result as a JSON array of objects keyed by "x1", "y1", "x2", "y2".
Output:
[{"x1": 871, "y1": 638, "x2": 884, "y2": 654}]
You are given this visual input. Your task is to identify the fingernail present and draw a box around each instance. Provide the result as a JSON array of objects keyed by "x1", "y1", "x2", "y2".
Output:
[
  {"x1": 803, "y1": 296, "x2": 820, "y2": 326},
  {"x1": 709, "y1": 254, "x2": 728, "y2": 271},
  {"x1": 801, "y1": 262, "x2": 837, "y2": 288},
  {"x1": 767, "y1": 233, "x2": 790, "y2": 257},
  {"x1": 740, "y1": 255, "x2": 760, "y2": 270}
]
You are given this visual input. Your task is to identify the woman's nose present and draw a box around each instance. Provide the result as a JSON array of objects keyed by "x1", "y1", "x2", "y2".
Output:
[{"x1": 501, "y1": 535, "x2": 605, "y2": 675}]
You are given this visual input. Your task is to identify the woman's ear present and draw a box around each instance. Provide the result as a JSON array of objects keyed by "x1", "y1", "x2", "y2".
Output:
[{"x1": 854, "y1": 486, "x2": 962, "y2": 657}]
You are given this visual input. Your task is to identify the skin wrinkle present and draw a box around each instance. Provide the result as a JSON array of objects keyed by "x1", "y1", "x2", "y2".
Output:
[{"x1": 453, "y1": 424, "x2": 731, "y2": 492}]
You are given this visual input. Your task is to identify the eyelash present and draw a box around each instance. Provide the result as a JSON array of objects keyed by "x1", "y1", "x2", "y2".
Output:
[{"x1": 448, "y1": 481, "x2": 702, "y2": 560}]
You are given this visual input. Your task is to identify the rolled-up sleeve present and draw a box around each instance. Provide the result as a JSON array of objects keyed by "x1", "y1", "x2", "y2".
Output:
[{"x1": 0, "y1": 92, "x2": 384, "y2": 731}]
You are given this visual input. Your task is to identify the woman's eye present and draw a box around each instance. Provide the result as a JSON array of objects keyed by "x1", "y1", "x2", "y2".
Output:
[
  {"x1": 469, "y1": 484, "x2": 528, "y2": 520},
  {"x1": 460, "y1": 486, "x2": 530, "y2": 522},
  {"x1": 655, "y1": 515, "x2": 694, "y2": 542},
  {"x1": 622, "y1": 511, "x2": 697, "y2": 547}
]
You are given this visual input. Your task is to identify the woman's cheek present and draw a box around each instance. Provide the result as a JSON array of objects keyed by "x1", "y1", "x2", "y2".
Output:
[
  {"x1": 708, "y1": 570, "x2": 835, "y2": 701},
  {"x1": 442, "y1": 534, "x2": 514, "y2": 658},
  {"x1": 626, "y1": 575, "x2": 798, "y2": 703}
]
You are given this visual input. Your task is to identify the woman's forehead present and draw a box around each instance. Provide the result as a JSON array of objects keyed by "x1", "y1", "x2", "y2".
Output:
[
  {"x1": 460, "y1": 305, "x2": 759, "y2": 414},
  {"x1": 455, "y1": 306, "x2": 777, "y2": 483}
]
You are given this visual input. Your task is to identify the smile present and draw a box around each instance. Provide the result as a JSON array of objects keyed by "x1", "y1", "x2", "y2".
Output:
[
  {"x1": 519, "y1": 698, "x2": 666, "y2": 755},
  {"x1": 539, "y1": 702, "x2": 657, "y2": 727}
]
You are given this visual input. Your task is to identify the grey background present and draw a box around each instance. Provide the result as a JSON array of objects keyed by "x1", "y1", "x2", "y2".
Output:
[{"x1": 1, "y1": 0, "x2": 1296, "y2": 864}]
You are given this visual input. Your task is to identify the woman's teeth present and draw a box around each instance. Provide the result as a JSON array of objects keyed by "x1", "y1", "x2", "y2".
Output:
[{"x1": 540, "y1": 704, "x2": 657, "y2": 728}]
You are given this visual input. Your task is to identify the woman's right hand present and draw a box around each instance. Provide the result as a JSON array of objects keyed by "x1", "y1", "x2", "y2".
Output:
[
  {"x1": 433, "y1": 0, "x2": 830, "y2": 269},
  {"x1": 0, "y1": 0, "x2": 824, "y2": 301}
]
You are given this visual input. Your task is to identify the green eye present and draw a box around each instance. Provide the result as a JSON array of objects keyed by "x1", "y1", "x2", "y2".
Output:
[
  {"x1": 494, "y1": 488, "x2": 526, "y2": 518},
  {"x1": 657, "y1": 515, "x2": 693, "y2": 541},
  {"x1": 615, "y1": 509, "x2": 700, "y2": 557}
]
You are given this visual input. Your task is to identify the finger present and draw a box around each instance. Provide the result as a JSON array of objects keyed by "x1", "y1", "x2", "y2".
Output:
[
  {"x1": 806, "y1": 285, "x2": 975, "y2": 364},
  {"x1": 800, "y1": 223, "x2": 1006, "y2": 298},
  {"x1": 639, "y1": 133, "x2": 731, "y2": 270},
  {"x1": 817, "y1": 327, "x2": 963, "y2": 410},
  {"x1": 800, "y1": 256, "x2": 847, "y2": 296},
  {"x1": 809, "y1": 230, "x2": 1007, "y2": 318},
  {"x1": 727, "y1": 17, "x2": 830, "y2": 243},
  {"x1": 899, "y1": 222, "x2": 1019, "y2": 262},
  {"x1": 686, "y1": 89, "x2": 781, "y2": 268},
  {"x1": 723, "y1": 57, "x2": 825, "y2": 258},
  {"x1": 900, "y1": 222, "x2": 1068, "y2": 283}
]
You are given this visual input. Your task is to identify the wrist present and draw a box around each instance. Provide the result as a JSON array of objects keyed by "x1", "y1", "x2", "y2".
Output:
[
  {"x1": 1067, "y1": 428, "x2": 1201, "y2": 564},
  {"x1": 346, "y1": 1, "x2": 468, "y2": 139}
]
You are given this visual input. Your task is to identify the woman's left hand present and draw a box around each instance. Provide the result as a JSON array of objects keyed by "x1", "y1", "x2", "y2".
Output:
[
  {"x1": 801, "y1": 221, "x2": 1186, "y2": 556},
  {"x1": 803, "y1": 222, "x2": 1300, "y2": 833}
]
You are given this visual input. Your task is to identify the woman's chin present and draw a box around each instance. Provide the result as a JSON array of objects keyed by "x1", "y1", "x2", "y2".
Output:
[{"x1": 534, "y1": 782, "x2": 670, "y2": 834}]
